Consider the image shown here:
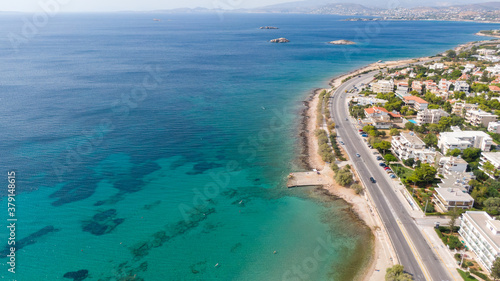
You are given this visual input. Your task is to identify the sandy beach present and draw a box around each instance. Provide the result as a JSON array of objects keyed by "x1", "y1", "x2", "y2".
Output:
[{"x1": 302, "y1": 87, "x2": 397, "y2": 281}]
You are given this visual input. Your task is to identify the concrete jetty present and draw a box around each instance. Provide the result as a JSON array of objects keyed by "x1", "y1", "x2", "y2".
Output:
[{"x1": 287, "y1": 171, "x2": 325, "y2": 188}]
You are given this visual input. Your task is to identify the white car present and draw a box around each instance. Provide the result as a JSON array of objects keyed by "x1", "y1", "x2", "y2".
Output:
[{"x1": 356, "y1": 153, "x2": 361, "y2": 157}]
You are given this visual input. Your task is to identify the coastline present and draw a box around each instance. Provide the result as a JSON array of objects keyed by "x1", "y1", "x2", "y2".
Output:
[{"x1": 300, "y1": 36, "x2": 493, "y2": 280}]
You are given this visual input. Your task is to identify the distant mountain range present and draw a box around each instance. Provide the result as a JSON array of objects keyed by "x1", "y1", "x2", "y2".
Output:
[{"x1": 153, "y1": 1, "x2": 500, "y2": 22}]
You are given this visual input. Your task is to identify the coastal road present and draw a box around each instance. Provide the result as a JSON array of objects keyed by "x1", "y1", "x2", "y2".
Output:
[{"x1": 330, "y1": 70, "x2": 451, "y2": 281}]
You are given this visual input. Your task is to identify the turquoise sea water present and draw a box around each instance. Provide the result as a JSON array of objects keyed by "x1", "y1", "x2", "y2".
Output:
[{"x1": 0, "y1": 13, "x2": 499, "y2": 280}]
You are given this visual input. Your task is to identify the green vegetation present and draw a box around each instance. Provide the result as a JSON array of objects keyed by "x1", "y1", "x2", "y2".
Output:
[
  {"x1": 390, "y1": 164, "x2": 414, "y2": 180},
  {"x1": 385, "y1": 265, "x2": 413, "y2": 281},
  {"x1": 351, "y1": 183, "x2": 363, "y2": 195},
  {"x1": 470, "y1": 269, "x2": 492, "y2": 281},
  {"x1": 384, "y1": 154, "x2": 398, "y2": 163},
  {"x1": 375, "y1": 92, "x2": 402, "y2": 112},
  {"x1": 435, "y1": 226, "x2": 463, "y2": 250},
  {"x1": 406, "y1": 163, "x2": 437, "y2": 187},
  {"x1": 457, "y1": 269, "x2": 477, "y2": 281},
  {"x1": 316, "y1": 130, "x2": 335, "y2": 163},
  {"x1": 335, "y1": 166, "x2": 353, "y2": 187},
  {"x1": 491, "y1": 257, "x2": 500, "y2": 280}
]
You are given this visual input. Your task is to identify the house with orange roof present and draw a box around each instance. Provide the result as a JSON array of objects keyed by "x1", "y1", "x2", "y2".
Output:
[
  {"x1": 402, "y1": 96, "x2": 429, "y2": 111},
  {"x1": 490, "y1": 85, "x2": 500, "y2": 93}
]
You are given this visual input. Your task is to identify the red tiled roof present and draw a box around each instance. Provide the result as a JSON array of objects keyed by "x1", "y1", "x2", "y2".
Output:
[
  {"x1": 389, "y1": 112, "x2": 402, "y2": 118},
  {"x1": 364, "y1": 106, "x2": 389, "y2": 114},
  {"x1": 403, "y1": 96, "x2": 428, "y2": 104},
  {"x1": 490, "y1": 85, "x2": 500, "y2": 92}
]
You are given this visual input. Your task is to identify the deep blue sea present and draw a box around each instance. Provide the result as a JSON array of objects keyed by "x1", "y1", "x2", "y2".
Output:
[{"x1": 0, "y1": 13, "x2": 498, "y2": 281}]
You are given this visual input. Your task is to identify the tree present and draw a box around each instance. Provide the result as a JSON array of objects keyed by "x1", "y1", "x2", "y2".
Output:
[
  {"x1": 385, "y1": 264, "x2": 413, "y2": 281},
  {"x1": 412, "y1": 163, "x2": 437, "y2": 185},
  {"x1": 446, "y1": 148, "x2": 461, "y2": 157},
  {"x1": 335, "y1": 167, "x2": 353, "y2": 187},
  {"x1": 423, "y1": 133, "x2": 438, "y2": 147},
  {"x1": 405, "y1": 122, "x2": 415, "y2": 131},
  {"x1": 491, "y1": 257, "x2": 500, "y2": 280},
  {"x1": 384, "y1": 154, "x2": 398, "y2": 163},
  {"x1": 390, "y1": 128, "x2": 400, "y2": 136},
  {"x1": 446, "y1": 50, "x2": 457, "y2": 58},
  {"x1": 448, "y1": 207, "x2": 462, "y2": 234},
  {"x1": 443, "y1": 101, "x2": 452, "y2": 113},
  {"x1": 375, "y1": 141, "x2": 392, "y2": 155},
  {"x1": 403, "y1": 158, "x2": 415, "y2": 167},
  {"x1": 351, "y1": 183, "x2": 363, "y2": 195},
  {"x1": 462, "y1": 148, "x2": 481, "y2": 163},
  {"x1": 484, "y1": 197, "x2": 500, "y2": 216}
]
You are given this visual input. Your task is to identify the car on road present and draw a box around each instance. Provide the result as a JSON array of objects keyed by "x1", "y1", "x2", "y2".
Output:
[
  {"x1": 345, "y1": 118, "x2": 348, "y2": 121},
  {"x1": 358, "y1": 129, "x2": 363, "y2": 132},
  {"x1": 356, "y1": 153, "x2": 361, "y2": 157},
  {"x1": 379, "y1": 163, "x2": 386, "y2": 167},
  {"x1": 376, "y1": 156, "x2": 383, "y2": 160},
  {"x1": 369, "y1": 177, "x2": 376, "y2": 183},
  {"x1": 361, "y1": 134, "x2": 368, "y2": 137},
  {"x1": 339, "y1": 141, "x2": 344, "y2": 145},
  {"x1": 373, "y1": 151, "x2": 379, "y2": 155},
  {"x1": 390, "y1": 174, "x2": 397, "y2": 179},
  {"x1": 367, "y1": 145, "x2": 372, "y2": 148}
]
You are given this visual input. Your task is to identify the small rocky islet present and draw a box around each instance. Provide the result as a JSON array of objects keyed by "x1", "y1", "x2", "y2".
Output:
[
  {"x1": 260, "y1": 26, "x2": 279, "y2": 29},
  {"x1": 270, "y1": 37, "x2": 290, "y2": 43},
  {"x1": 328, "y1": 39, "x2": 356, "y2": 45}
]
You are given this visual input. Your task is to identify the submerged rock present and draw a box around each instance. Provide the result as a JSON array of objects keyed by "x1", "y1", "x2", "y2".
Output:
[
  {"x1": 63, "y1": 269, "x2": 88, "y2": 281},
  {"x1": 260, "y1": 26, "x2": 279, "y2": 29},
  {"x1": 270, "y1": 38, "x2": 290, "y2": 43}
]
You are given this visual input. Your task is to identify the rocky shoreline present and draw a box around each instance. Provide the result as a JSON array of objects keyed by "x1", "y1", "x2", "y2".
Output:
[{"x1": 270, "y1": 37, "x2": 290, "y2": 43}]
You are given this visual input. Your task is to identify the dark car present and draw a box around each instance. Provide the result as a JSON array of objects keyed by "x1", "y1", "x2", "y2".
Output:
[
  {"x1": 369, "y1": 177, "x2": 376, "y2": 183},
  {"x1": 376, "y1": 156, "x2": 383, "y2": 160},
  {"x1": 379, "y1": 163, "x2": 386, "y2": 167}
]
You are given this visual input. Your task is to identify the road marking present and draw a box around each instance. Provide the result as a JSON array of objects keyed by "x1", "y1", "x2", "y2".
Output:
[
  {"x1": 396, "y1": 219, "x2": 432, "y2": 281},
  {"x1": 421, "y1": 230, "x2": 458, "y2": 281}
]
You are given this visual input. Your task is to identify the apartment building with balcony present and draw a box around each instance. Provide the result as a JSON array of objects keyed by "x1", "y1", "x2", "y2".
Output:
[
  {"x1": 416, "y1": 109, "x2": 449, "y2": 125},
  {"x1": 452, "y1": 102, "x2": 479, "y2": 117},
  {"x1": 459, "y1": 211, "x2": 500, "y2": 272},
  {"x1": 437, "y1": 130, "x2": 493, "y2": 154},
  {"x1": 433, "y1": 187, "x2": 474, "y2": 212},
  {"x1": 465, "y1": 110, "x2": 498, "y2": 127},
  {"x1": 480, "y1": 152, "x2": 500, "y2": 179},
  {"x1": 391, "y1": 132, "x2": 437, "y2": 164}
]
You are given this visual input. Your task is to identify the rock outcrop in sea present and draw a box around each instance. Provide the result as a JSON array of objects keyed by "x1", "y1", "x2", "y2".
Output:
[
  {"x1": 328, "y1": 40, "x2": 356, "y2": 45},
  {"x1": 270, "y1": 38, "x2": 290, "y2": 43},
  {"x1": 260, "y1": 26, "x2": 279, "y2": 29}
]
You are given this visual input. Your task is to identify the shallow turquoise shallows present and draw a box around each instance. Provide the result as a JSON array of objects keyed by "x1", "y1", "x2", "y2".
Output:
[{"x1": 0, "y1": 13, "x2": 498, "y2": 281}]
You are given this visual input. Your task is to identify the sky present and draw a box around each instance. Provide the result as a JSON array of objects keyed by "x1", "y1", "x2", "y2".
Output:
[
  {"x1": 0, "y1": 0, "x2": 493, "y2": 12},
  {"x1": 0, "y1": 0, "x2": 293, "y2": 12}
]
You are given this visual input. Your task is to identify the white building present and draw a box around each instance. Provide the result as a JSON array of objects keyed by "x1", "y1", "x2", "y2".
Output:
[
  {"x1": 371, "y1": 80, "x2": 394, "y2": 93},
  {"x1": 437, "y1": 130, "x2": 493, "y2": 154},
  {"x1": 439, "y1": 79, "x2": 452, "y2": 91},
  {"x1": 488, "y1": 121, "x2": 500, "y2": 133},
  {"x1": 437, "y1": 171, "x2": 475, "y2": 193},
  {"x1": 352, "y1": 97, "x2": 388, "y2": 106},
  {"x1": 433, "y1": 187, "x2": 474, "y2": 212},
  {"x1": 391, "y1": 132, "x2": 437, "y2": 164},
  {"x1": 452, "y1": 102, "x2": 479, "y2": 117},
  {"x1": 435, "y1": 154, "x2": 468, "y2": 175},
  {"x1": 464, "y1": 64, "x2": 476, "y2": 73},
  {"x1": 465, "y1": 110, "x2": 498, "y2": 127},
  {"x1": 416, "y1": 109, "x2": 449, "y2": 125},
  {"x1": 486, "y1": 65, "x2": 500, "y2": 75},
  {"x1": 480, "y1": 152, "x2": 500, "y2": 179},
  {"x1": 459, "y1": 211, "x2": 500, "y2": 272},
  {"x1": 478, "y1": 49, "x2": 497, "y2": 56},
  {"x1": 454, "y1": 81, "x2": 470, "y2": 93},
  {"x1": 429, "y1": 63, "x2": 444, "y2": 70}
]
